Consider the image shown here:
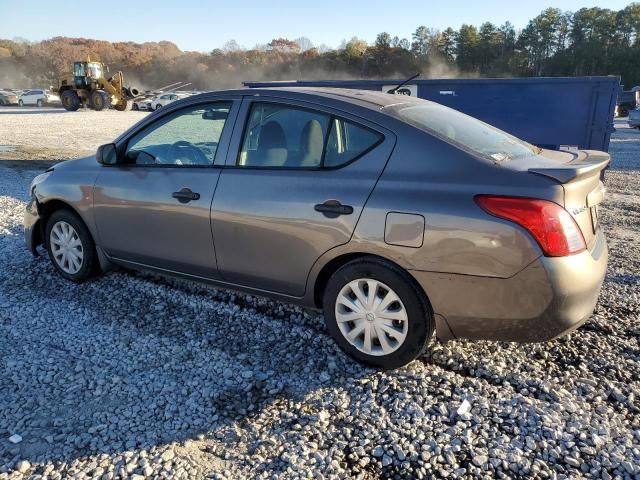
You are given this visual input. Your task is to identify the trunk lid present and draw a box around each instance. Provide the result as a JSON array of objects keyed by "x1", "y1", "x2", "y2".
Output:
[{"x1": 521, "y1": 149, "x2": 609, "y2": 249}]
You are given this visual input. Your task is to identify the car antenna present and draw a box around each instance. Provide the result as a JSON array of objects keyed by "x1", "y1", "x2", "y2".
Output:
[{"x1": 387, "y1": 73, "x2": 420, "y2": 94}]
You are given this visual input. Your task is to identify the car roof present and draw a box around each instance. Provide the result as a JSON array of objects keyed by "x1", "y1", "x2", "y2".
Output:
[
  {"x1": 193, "y1": 87, "x2": 422, "y2": 113},
  {"x1": 114, "y1": 87, "x2": 425, "y2": 145}
]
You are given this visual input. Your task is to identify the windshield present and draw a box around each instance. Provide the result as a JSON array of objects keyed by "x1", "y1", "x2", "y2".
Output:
[
  {"x1": 87, "y1": 63, "x2": 103, "y2": 78},
  {"x1": 386, "y1": 101, "x2": 539, "y2": 162}
]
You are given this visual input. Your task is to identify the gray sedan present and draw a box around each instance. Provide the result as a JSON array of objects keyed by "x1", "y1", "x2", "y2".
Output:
[{"x1": 24, "y1": 88, "x2": 609, "y2": 368}]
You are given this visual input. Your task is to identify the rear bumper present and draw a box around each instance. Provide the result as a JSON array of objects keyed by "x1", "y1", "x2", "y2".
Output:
[{"x1": 410, "y1": 230, "x2": 608, "y2": 342}]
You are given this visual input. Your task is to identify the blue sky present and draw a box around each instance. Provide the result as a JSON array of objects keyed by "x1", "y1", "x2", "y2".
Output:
[{"x1": 2, "y1": 0, "x2": 633, "y2": 51}]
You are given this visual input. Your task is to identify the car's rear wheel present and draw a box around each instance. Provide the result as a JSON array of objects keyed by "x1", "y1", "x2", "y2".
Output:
[
  {"x1": 45, "y1": 210, "x2": 98, "y2": 282},
  {"x1": 322, "y1": 257, "x2": 434, "y2": 369},
  {"x1": 18, "y1": 100, "x2": 23, "y2": 106},
  {"x1": 37, "y1": 99, "x2": 44, "y2": 107}
]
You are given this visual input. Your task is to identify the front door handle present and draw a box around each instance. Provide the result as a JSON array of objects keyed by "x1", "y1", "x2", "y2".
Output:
[
  {"x1": 314, "y1": 200, "x2": 354, "y2": 218},
  {"x1": 172, "y1": 188, "x2": 200, "y2": 203}
]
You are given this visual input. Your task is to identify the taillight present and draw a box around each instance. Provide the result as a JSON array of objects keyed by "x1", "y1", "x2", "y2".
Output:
[{"x1": 475, "y1": 195, "x2": 586, "y2": 257}]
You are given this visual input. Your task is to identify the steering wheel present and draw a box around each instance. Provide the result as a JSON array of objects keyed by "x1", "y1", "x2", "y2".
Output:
[{"x1": 167, "y1": 140, "x2": 210, "y2": 165}]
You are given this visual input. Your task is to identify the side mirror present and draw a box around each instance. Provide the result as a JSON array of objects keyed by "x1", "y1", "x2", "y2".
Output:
[{"x1": 97, "y1": 143, "x2": 118, "y2": 165}]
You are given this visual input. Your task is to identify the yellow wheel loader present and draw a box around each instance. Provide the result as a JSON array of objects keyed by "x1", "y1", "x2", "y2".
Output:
[{"x1": 53, "y1": 56, "x2": 140, "y2": 112}]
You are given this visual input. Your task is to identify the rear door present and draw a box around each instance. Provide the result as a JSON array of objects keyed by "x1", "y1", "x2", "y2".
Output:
[
  {"x1": 211, "y1": 97, "x2": 395, "y2": 296},
  {"x1": 93, "y1": 99, "x2": 239, "y2": 278}
]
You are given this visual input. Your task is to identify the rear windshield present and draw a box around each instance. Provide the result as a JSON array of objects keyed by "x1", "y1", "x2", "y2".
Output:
[{"x1": 386, "y1": 102, "x2": 539, "y2": 162}]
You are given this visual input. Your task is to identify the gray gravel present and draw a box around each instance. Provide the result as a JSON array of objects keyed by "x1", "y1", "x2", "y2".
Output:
[
  {"x1": 0, "y1": 120, "x2": 638, "y2": 479},
  {"x1": 0, "y1": 107, "x2": 147, "y2": 161}
]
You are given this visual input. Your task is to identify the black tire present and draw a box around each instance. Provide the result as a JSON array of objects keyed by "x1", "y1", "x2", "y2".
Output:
[
  {"x1": 37, "y1": 99, "x2": 44, "y2": 107},
  {"x1": 619, "y1": 107, "x2": 629, "y2": 117},
  {"x1": 90, "y1": 90, "x2": 110, "y2": 111},
  {"x1": 155, "y1": 104, "x2": 162, "y2": 110},
  {"x1": 322, "y1": 257, "x2": 434, "y2": 369},
  {"x1": 18, "y1": 100, "x2": 23, "y2": 106},
  {"x1": 61, "y1": 90, "x2": 80, "y2": 111},
  {"x1": 45, "y1": 209, "x2": 98, "y2": 282},
  {"x1": 0, "y1": 99, "x2": 5, "y2": 105},
  {"x1": 132, "y1": 102, "x2": 139, "y2": 111}
]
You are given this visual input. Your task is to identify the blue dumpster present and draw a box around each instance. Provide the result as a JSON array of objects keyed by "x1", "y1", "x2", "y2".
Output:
[{"x1": 244, "y1": 77, "x2": 619, "y2": 152}]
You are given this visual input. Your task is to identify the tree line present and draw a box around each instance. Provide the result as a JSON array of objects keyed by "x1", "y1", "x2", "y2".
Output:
[{"x1": 1, "y1": 4, "x2": 639, "y2": 91}]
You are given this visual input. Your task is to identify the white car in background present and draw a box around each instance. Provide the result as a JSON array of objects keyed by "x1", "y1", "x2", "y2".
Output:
[
  {"x1": 132, "y1": 95, "x2": 156, "y2": 111},
  {"x1": 152, "y1": 92, "x2": 189, "y2": 110},
  {"x1": 18, "y1": 89, "x2": 61, "y2": 107}
]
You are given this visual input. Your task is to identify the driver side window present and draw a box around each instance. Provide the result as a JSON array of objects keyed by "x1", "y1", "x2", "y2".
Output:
[{"x1": 125, "y1": 102, "x2": 232, "y2": 166}]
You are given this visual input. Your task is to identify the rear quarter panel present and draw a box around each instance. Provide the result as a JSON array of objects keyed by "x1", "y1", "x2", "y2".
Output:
[{"x1": 350, "y1": 126, "x2": 564, "y2": 279}]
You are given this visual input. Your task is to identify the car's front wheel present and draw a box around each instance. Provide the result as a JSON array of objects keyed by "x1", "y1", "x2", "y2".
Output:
[
  {"x1": 323, "y1": 257, "x2": 434, "y2": 369},
  {"x1": 45, "y1": 210, "x2": 98, "y2": 282}
]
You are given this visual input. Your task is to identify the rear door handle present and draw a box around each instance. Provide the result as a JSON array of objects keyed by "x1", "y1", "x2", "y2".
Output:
[
  {"x1": 172, "y1": 188, "x2": 200, "y2": 203},
  {"x1": 314, "y1": 200, "x2": 353, "y2": 218}
]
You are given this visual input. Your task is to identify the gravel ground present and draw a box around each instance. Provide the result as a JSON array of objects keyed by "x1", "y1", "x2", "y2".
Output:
[
  {"x1": 0, "y1": 119, "x2": 638, "y2": 479},
  {"x1": 0, "y1": 107, "x2": 147, "y2": 162}
]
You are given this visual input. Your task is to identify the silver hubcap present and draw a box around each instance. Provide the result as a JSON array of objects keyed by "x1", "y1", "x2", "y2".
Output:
[
  {"x1": 50, "y1": 221, "x2": 83, "y2": 274},
  {"x1": 335, "y1": 278, "x2": 409, "y2": 356}
]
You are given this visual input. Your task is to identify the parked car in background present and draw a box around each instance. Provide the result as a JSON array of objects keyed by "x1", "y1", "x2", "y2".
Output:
[
  {"x1": 616, "y1": 89, "x2": 638, "y2": 117},
  {"x1": 629, "y1": 108, "x2": 640, "y2": 128},
  {"x1": 25, "y1": 88, "x2": 609, "y2": 368},
  {"x1": 0, "y1": 90, "x2": 19, "y2": 105},
  {"x1": 152, "y1": 92, "x2": 189, "y2": 110},
  {"x1": 132, "y1": 95, "x2": 156, "y2": 111},
  {"x1": 19, "y1": 89, "x2": 61, "y2": 107}
]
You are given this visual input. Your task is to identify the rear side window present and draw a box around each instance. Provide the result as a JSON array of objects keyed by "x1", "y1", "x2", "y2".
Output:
[
  {"x1": 238, "y1": 102, "x2": 382, "y2": 168},
  {"x1": 324, "y1": 119, "x2": 382, "y2": 167},
  {"x1": 387, "y1": 101, "x2": 538, "y2": 162},
  {"x1": 239, "y1": 103, "x2": 329, "y2": 168}
]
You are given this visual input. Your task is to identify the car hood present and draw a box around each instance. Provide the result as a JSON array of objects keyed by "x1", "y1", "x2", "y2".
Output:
[{"x1": 52, "y1": 155, "x2": 99, "y2": 171}]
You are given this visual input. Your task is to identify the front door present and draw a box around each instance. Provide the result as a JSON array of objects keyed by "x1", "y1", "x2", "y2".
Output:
[
  {"x1": 211, "y1": 99, "x2": 395, "y2": 296},
  {"x1": 93, "y1": 100, "x2": 238, "y2": 278},
  {"x1": 24, "y1": 91, "x2": 37, "y2": 105}
]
